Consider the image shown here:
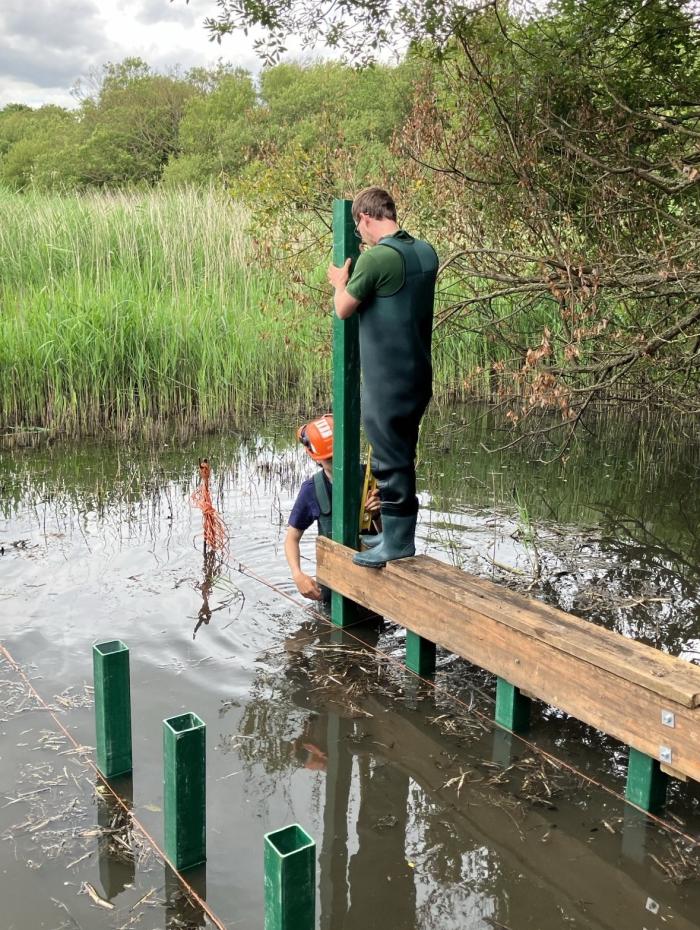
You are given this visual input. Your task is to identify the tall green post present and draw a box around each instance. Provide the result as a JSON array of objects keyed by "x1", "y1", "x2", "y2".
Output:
[
  {"x1": 625, "y1": 747, "x2": 668, "y2": 814},
  {"x1": 331, "y1": 198, "x2": 362, "y2": 627},
  {"x1": 163, "y1": 712, "x2": 206, "y2": 871},
  {"x1": 264, "y1": 823, "x2": 316, "y2": 930},
  {"x1": 406, "y1": 630, "x2": 436, "y2": 677},
  {"x1": 495, "y1": 678, "x2": 531, "y2": 733},
  {"x1": 93, "y1": 640, "x2": 132, "y2": 778}
]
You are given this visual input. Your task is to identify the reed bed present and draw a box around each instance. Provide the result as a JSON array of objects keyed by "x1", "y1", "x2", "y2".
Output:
[
  {"x1": 1, "y1": 186, "x2": 509, "y2": 436},
  {"x1": 1, "y1": 187, "x2": 332, "y2": 434}
]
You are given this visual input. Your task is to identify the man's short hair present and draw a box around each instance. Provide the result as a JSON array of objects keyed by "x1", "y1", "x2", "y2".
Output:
[{"x1": 352, "y1": 187, "x2": 397, "y2": 223}]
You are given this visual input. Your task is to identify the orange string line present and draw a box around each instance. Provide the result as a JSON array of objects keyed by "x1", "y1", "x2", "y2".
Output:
[{"x1": 0, "y1": 643, "x2": 228, "y2": 930}]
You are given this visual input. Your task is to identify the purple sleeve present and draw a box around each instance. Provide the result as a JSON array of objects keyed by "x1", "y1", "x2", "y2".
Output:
[{"x1": 288, "y1": 477, "x2": 319, "y2": 532}]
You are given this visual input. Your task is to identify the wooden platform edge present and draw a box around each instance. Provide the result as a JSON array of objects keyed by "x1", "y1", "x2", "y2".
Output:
[{"x1": 316, "y1": 537, "x2": 700, "y2": 784}]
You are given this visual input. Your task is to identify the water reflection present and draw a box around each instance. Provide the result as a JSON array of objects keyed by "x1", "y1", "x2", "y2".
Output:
[
  {"x1": 2, "y1": 405, "x2": 698, "y2": 657},
  {"x1": 192, "y1": 548, "x2": 226, "y2": 640},
  {"x1": 164, "y1": 863, "x2": 208, "y2": 929},
  {"x1": 4, "y1": 405, "x2": 700, "y2": 928},
  {"x1": 95, "y1": 776, "x2": 135, "y2": 902},
  {"x1": 233, "y1": 617, "x2": 700, "y2": 930}
]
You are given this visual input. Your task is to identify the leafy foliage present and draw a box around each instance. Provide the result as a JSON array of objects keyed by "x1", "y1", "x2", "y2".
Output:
[
  {"x1": 2, "y1": 1, "x2": 699, "y2": 440},
  {"x1": 394, "y1": 1, "x2": 700, "y2": 441},
  {"x1": 198, "y1": 0, "x2": 700, "y2": 443}
]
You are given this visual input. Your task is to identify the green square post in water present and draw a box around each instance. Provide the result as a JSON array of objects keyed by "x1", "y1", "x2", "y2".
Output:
[
  {"x1": 163, "y1": 712, "x2": 206, "y2": 871},
  {"x1": 93, "y1": 640, "x2": 132, "y2": 778},
  {"x1": 264, "y1": 823, "x2": 315, "y2": 930},
  {"x1": 626, "y1": 747, "x2": 668, "y2": 814},
  {"x1": 406, "y1": 630, "x2": 436, "y2": 677},
  {"x1": 495, "y1": 677, "x2": 531, "y2": 733}
]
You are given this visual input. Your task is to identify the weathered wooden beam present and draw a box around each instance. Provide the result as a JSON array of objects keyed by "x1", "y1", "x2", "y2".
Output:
[{"x1": 316, "y1": 537, "x2": 700, "y2": 784}]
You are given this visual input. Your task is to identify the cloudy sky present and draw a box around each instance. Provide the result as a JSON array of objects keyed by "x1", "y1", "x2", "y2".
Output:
[{"x1": 0, "y1": 0, "x2": 299, "y2": 109}]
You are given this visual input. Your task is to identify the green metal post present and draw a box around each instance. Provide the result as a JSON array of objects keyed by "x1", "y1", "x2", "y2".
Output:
[
  {"x1": 495, "y1": 677, "x2": 531, "y2": 732},
  {"x1": 406, "y1": 630, "x2": 436, "y2": 677},
  {"x1": 331, "y1": 198, "x2": 362, "y2": 628},
  {"x1": 625, "y1": 747, "x2": 668, "y2": 814},
  {"x1": 163, "y1": 712, "x2": 206, "y2": 871},
  {"x1": 93, "y1": 640, "x2": 132, "y2": 778},
  {"x1": 264, "y1": 823, "x2": 316, "y2": 930}
]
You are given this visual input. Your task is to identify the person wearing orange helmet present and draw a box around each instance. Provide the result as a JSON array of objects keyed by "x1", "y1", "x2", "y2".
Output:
[{"x1": 284, "y1": 414, "x2": 380, "y2": 602}]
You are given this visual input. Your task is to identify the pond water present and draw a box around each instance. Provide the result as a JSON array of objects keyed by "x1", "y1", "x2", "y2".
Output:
[{"x1": 1, "y1": 404, "x2": 699, "y2": 930}]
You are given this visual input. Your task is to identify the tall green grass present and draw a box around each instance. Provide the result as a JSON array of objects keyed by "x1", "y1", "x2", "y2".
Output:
[
  {"x1": 1, "y1": 187, "x2": 547, "y2": 436},
  {"x1": 1, "y1": 187, "x2": 332, "y2": 434}
]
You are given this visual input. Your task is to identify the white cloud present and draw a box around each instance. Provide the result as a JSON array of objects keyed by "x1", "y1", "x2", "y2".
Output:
[{"x1": 0, "y1": 0, "x2": 271, "y2": 109}]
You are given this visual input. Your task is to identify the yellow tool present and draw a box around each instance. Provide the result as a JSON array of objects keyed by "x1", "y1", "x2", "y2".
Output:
[{"x1": 359, "y1": 447, "x2": 378, "y2": 533}]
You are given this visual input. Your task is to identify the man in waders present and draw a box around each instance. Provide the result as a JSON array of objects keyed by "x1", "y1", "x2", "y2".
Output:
[
  {"x1": 328, "y1": 187, "x2": 439, "y2": 568},
  {"x1": 284, "y1": 414, "x2": 380, "y2": 601}
]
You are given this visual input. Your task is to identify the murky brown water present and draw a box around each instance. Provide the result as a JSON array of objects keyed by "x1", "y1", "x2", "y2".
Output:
[{"x1": 1, "y1": 405, "x2": 699, "y2": 929}]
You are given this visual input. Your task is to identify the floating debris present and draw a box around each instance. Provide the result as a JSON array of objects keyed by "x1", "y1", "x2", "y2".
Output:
[{"x1": 80, "y1": 880, "x2": 115, "y2": 910}]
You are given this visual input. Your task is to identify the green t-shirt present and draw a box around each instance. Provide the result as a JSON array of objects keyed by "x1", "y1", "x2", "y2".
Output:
[{"x1": 345, "y1": 231, "x2": 413, "y2": 303}]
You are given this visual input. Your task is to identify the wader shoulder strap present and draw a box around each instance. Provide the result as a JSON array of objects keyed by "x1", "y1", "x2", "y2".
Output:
[
  {"x1": 313, "y1": 470, "x2": 332, "y2": 538},
  {"x1": 379, "y1": 236, "x2": 438, "y2": 280}
]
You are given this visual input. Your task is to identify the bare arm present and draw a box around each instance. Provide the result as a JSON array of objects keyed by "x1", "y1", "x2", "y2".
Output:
[
  {"x1": 328, "y1": 258, "x2": 361, "y2": 320},
  {"x1": 284, "y1": 526, "x2": 323, "y2": 600}
]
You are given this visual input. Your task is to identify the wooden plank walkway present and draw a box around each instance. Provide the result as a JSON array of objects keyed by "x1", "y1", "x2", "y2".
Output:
[{"x1": 316, "y1": 538, "x2": 700, "y2": 785}]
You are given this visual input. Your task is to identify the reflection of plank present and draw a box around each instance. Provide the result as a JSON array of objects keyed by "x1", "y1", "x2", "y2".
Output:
[
  {"x1": 359, "y1": 693, "x2": 699, "y2": 930},
  {"x1": 316, "y1": 538, "x2": 700, "y2": 782}
]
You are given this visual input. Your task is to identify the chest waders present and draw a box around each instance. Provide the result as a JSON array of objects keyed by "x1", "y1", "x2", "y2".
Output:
[{"x1": 353, "y1": 234, "x2": 438, "y2": 569}]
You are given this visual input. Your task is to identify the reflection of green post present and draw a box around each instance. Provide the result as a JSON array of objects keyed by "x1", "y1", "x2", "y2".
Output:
[
  {"x1": 97, "y1": 775, "x2": 135, "y2": 899},
  {"x1": 319, "y1": 711, "x2": 352, "y2": 929},
  {"x1": 163, "y1": 713, "x2": 206, "y2": 871},
  {"x1": 331, "y1": 198, "x2": 361, "y2": 628},
  {"x1": 93, "y1": 640, "x2": 132, "y2": 778},
  {"x1": 495, "y1": 678, "x2": 531, "y2": 732},
  {"x1": 264, "y1": 823, "x2": 316, "y2": 930},
  {"x1": 621, "y1": 804, "x2": 647, "y2": 863},
  {"x1": 625, "y1": 747, "x2": 668, "y2": 814},
  {"x1": 406, "y1": 630, "x2": 436, "y2": 677},
  {"x1": 491, "y1": 728, "x2": 514, "y2": 769}
]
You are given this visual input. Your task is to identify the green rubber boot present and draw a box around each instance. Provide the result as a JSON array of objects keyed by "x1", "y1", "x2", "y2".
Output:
[
  {"x1": 360, "y1": 532, "x2": 383, "y2": 549},
  {"x1": 353, "y1": 513, "x2": 417, "y2": 568}
]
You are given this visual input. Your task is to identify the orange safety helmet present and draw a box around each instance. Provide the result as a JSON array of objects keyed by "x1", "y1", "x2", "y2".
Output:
[{"x1": 297, "y1": 414, "x2": 333, "y2": 462}]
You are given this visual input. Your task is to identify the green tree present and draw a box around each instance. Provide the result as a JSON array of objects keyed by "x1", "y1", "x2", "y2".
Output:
[
  {"x1": 163, "y1": 67, "x2": 258, "y2": 183},
  {"x1": 257, "y1": 60, "x2": 417, "y2": 151},
  {"x1": 77, "y1": 58, "x2": 198, "y2": 185},
  {"x1": 199, "y1": 0, "x2": 700, "y2": 440},
  {"x1": 0, "y1": 105, "x2": 80, "y2": 189},
  {"x1": 395, "y1": 1, "x2": 700, "y2": 436}
]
